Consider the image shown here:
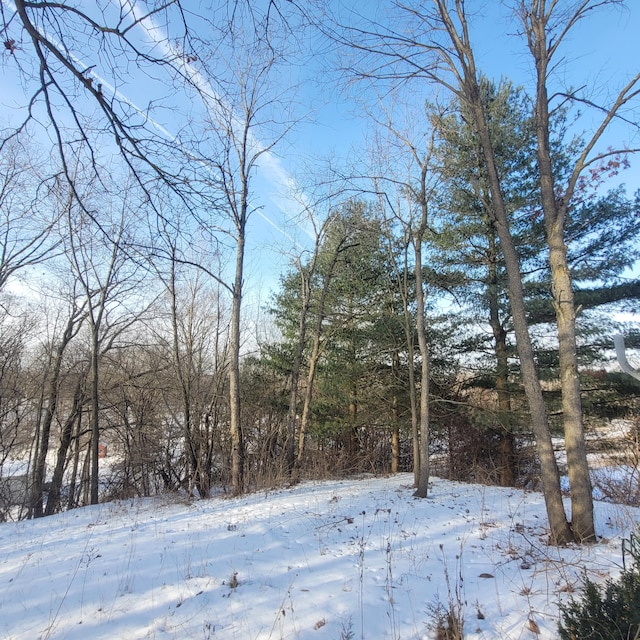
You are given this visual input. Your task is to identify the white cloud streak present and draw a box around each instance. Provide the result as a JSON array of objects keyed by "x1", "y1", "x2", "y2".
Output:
[
  {"x1": 2, "y1": 0, "x2": 312, "y2": 249},
  {"x1": 120, "y1": 0, "x2": 314, "y2": 246}
]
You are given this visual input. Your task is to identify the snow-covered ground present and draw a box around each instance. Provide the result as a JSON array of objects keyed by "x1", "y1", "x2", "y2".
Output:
[{"x1": 0, "y1": 474, "x2": 637, "y2": 639}]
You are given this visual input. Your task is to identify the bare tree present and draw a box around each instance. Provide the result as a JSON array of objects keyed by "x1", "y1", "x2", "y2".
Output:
[
  {"x1": 182, "y1": 16, "x2": 300, "y2": 495},
  {"x1": 0, "y1": 295, "x2": 36, "y2": 520},
  {"x1": 1, "y1": 2, "x2": 201, "y2": 211},
  {"x1": 28, "y1": 292, "x2": 86, "y2": 518},
  {"x1": 367, "y1": 102, "x2": 440, "y2": 497},
  {"x1": 0, "y1": 141, "x2": 60, "y2": 292},
  {"x1": 294, "y1": 210, "x2": 349, "y2": 472},
  {"x1": 516, "y1": 0, "x2": 640, "y2": 543},
  {"x1": 63, "y1": 176, "x2": 149, "y2": 504},
  {"x1": 283, "y1": 212, "x2": 330, "y2": 478},
  {"x1": 44, "y1": 364, "x2": 87, "y2": 516},
  {"x1": 166, "y1": 263, "x2": 229, "y2": 497},
  {"x1": 325, "y1": 0, "x2": 574, "y2": 542},
  {"x1": 4, "y1": 0, "x2": 307, "y2": 501}
]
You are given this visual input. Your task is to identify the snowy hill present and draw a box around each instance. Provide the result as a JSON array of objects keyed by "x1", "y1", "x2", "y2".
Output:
[{"x1": 0, "y1": 474, "x2": 637, "y2": 639}]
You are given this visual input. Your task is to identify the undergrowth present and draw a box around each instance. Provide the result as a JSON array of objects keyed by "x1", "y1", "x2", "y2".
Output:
[{"x1": 558, "y1": 529, "x2": 640, "y2": 640}]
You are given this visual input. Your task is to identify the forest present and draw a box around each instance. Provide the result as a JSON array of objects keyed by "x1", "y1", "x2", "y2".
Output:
[{"x1": 0, "y1": 0, "x2": 639, "y2": 550}]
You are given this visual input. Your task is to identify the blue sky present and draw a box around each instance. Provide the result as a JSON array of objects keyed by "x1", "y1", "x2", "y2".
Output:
[
  {"x1": 1, "y1": 0, "x2": 639, "y2": 314},
  {"x1": 257, "y1": 1, "x2": 640, "y2": 298},
  {"x1": 293, "y1": 1, "x2": 640, "y2": 173}
]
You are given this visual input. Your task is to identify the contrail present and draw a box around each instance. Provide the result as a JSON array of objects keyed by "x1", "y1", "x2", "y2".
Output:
[
  {"x1": 2, "y1": 0, "x2": 313, "y2": 248},
  {"x1": 119, "y1": 0, "x2": 315, "y2": 247},
  {"x1": 2, "y1": 0, "x2": 175, "y2": 140}
]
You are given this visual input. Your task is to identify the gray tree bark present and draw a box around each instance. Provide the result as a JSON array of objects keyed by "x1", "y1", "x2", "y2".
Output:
[{"x1": 433, "y1": 0, "x2": 574, "y2": 543}]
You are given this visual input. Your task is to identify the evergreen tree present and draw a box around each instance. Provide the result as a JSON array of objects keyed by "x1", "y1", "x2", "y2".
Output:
[
  {"x1": 267, "y1": 200, "x2": 410, "y2": 475},
  {"x1": 431, "y1": 79, "x2": 540, "y2": 486}
]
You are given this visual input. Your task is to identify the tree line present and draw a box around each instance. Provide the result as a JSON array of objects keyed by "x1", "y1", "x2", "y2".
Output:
[{"x1": 0, "y1": 1, "x2": 639, "y2": 546}]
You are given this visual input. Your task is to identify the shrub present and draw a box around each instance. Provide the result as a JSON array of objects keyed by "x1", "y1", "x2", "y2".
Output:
[{"x1": 558, "y1": 531, "x2": 640, "y2": 639}]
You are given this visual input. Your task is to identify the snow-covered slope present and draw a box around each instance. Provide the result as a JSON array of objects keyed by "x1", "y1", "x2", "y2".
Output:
[{"x1": 0, "y1": 474, "x2": 637, "y2": 639}]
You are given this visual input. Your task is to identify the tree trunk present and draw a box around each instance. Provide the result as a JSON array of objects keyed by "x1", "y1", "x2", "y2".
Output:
[
  {"x1": 287, "y1": 259, "x2": 312, "y2": 477},
  {"x1": 471, "y1": 97, "x2": 572, "y2": 543},
  {"x1": 296, "y1": 340, "x2": 320, "y2": 467},
  {"x1": 81, "y1": 439, "x2": 91, "y2": 506},
  {"x1": 348, "y1": 382, "x2": 358, "y2": 463},
  {"x1": 548, "y1": 239, "x2": 594, "y2": 541},
  {"x1": 401, "y1": 257, "x2": 420, "y2": 486},
  {"x1": 488, "y1": 230, "x2": 515, "y2": 487},
  {"x1": 413, "y1": 198, "x2": 430, "y2": 498},
  {"x1": 530, "y1": 14, "x2": 595, "y2": 542},
  {"x1": 30, "y1": 310, "x2": 81, "y2": 517},
  {"x1": 389, "y1": 233, "x2": 420, "y2": 484},
  {"x1": 229, "y1": 228, "x2": 245, "y2": 496},
  {"x1": 391, "y1": 350, "x2": 400, "y2": 474},
  {"x1": 295, "y1": 235, "x2": 343, "y2": 471},
  {"x1": 67, "y1": 415, "x2": 82, "y2": 510},
  {"x1": 492, "y1": 320, "x2": 515, "y2": 487},
  {"x1": 45, "y1": 377, "x2": 84, "y2": 515},
  {"x1": 426, "y1": 0, "x2": 573, "y2": 542},
  {"x1": 90, "y1": 326, "x2": 100, "y2": 505}
]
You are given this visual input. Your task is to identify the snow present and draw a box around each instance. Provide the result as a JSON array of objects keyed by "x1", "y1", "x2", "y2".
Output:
[{"x1": 0, "y1": 474, "x2": 637, "y2": 639}]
